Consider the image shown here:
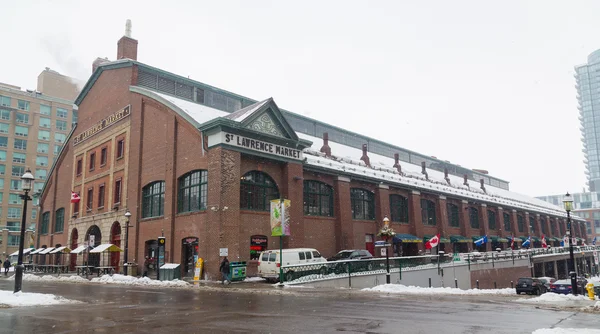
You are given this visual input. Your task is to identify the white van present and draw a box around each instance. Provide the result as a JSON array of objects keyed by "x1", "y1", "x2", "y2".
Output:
[{"x1": 257, "y1": 248, "x2": 327, "y2": 282}]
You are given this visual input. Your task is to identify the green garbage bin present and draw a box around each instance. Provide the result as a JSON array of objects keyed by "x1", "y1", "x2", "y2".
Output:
[
  {"x1": 229, "y1": 262, "x2": 247, "y2": 282},
  {"x1": 159, "y1": 263, "x2": 181, "y2": 281}
]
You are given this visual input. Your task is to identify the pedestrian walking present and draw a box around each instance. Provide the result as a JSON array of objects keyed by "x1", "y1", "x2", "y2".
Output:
[
  {"x1": 3, "y1": 259, "x2": 10, "y2": 276},
  {"x1": 219, "y1": 257, "x2": 230, "y2": 284},
  {"x1": 143, "y1": 256, "x2": 150, "y2": 277}
]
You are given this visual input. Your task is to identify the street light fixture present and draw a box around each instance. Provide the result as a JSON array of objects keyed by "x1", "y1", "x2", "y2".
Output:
[
  {"x1": 563, "y1": 192, "x2": 578, "y2": 295},
  {"x1": 14, "y1": 168, "x2": 34, "y2": 293},
  {"x1": 123, "y1": 209, "x2": 132, "y2": 276},
  {"x1": 378, "y1": 216, "x2": 394, "y2": 284}
]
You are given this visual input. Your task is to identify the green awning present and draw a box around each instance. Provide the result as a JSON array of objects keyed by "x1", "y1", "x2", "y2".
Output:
[
  {"x1": 548, "y1": 237, "x2": 560, "y2": 242},
  {"x1": 471, "y1": 236, "x2": 488, "y2": 243},
  {"x1": 450, "y1": 235, "x2": 471, "y2": 243},
  {"x1": 424, "y1": 235, "x2": 450, "y2": 243},
  {"x1": 531, "y1": 236, "x2": 541, "y2": 242},
  {"x1": 396, "y1": 234, "x2": 422, "y2": 243},
  {"x1": 519, "y1": 236, "x2": 529, "y2": 242},
  {"x1": 490, "y1": 236, "x2": 509, "y2": 243}
]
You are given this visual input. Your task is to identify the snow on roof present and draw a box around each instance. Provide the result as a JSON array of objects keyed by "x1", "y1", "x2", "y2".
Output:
[
  {"x1": 90, "y1": 244, "x2": 123, "y2": 253},
  {"x1": 152, "y1": 90, "x2": 228, "y2": 126},
  {"x1": 298, "y1": 133, "x2": 570, "y2": 218},
  {"x1": 224, "y1": 99, "x2": 270, "y2": 122}
]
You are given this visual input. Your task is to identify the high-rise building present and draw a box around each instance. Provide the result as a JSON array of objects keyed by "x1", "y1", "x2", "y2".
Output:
[
  {"x1": 0, "y1": 70, "x2": 78, "y2": 257},
  {"x1": 576, "y1": 49, "x2": 600, "y2": 191}
]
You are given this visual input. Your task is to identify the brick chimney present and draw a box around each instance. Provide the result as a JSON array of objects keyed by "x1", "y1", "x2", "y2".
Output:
[
  {"x1": 393, "y1": 153, "x2": 403, "y2": 175},
  {"x1": 421, "y1": 162, "x2": 429, "y2": 180},
  {"x1": 117, "y1": 19, "x2": 138, "y2": 60},
  {"x1": 360, "y1": 144, "x2": 370, "y2": 167},
  {"x1": 444, "y1": 168, "x2": 451, "y2": 185},
  {"x1": 320, "y1": 132, "x2": 331, "y2": 157},
  {"x1": 480, "y1": 179, "x2": 486, "y2": 193}
]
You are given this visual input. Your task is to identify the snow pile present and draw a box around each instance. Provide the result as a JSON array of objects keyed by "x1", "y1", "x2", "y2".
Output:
[
  {"x1": 0, "y1": 289, "x2": 79, "y2": 307},
  {"x1": 8, "y1": 274, "x2": 89, "y2": 283},
  {"x1": 244, "y1": 277, "x2": 266, "y2": 283},
  {"x1": 363, "y1": 284, "x2": 516, "y2": 295},
  {"x1": 516, "y1": 292, "x2": 593, "y2": 306},
  {"x1": 91, "y1": 274, "x2": 189, "y2": 287},
  {"x1": 533, "y1": 329, "x2": 600, "y2": 334}
]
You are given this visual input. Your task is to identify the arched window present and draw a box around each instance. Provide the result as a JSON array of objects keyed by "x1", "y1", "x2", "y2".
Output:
[
  {"x1": 517, "y1": 215, "x2": 525, "y2": 232},
  {"x1": 143, "y1": 181, "x2": 165, "y2": 218},
  {"x1": 55, "y1": 208, "x2": 64, "y2": 233},
  {"x1": 303, "y1": 180, "x2": 333, "y2": 216},
  {"x1": 447, "y1": 203, "x2": 459, "y2": 227},
  {"x1": 41, "y1": 211, "x2": 50, "y2": 234},
  {"x1": 559, "y1": 221, "x2": 565, "y2": 235},
  {"x1": 540, "y1": 218, "x2": 547, "y2": 234},
  {"x1": 551, "y1": 220, "x2": 558, "y2": 235},
  {"x1": 178, "y1": 170, "x2": 208, "y2": 213},
  {"x1": 390, "y1": 195, "x2": 409, "y2": 223},
  {"x1": 240, "y1": 171, "x2": 279, "y2": 211},
  {"x1": 351, "y1": 188, "x2": 375, "y2": 220},
  {"x1": 469, "y1": 207, "x2": 479, "y2": 229},
  {"x1": 529, "y1": 216, "x2": 536, "y2": 234},
  {"x1": 487, "y1": 210, "x2": 496, "y2": 230},
  {"x1": 503, "y1": 212, "x2": 511, "y2": 232},
  {"x1": 421, "y1": 199, "x2": 436, "y2": 226}
]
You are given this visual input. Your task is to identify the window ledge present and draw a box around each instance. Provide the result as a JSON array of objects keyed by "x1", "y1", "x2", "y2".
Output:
[
  {"x1": 54, "y1": 231, "x2": 64, "y2": 234},
  {"x1": 89, "y1": 168, "x2": 95, "y2": 172},
  {"x1": 100, "y1": 163, "x2": 106, "y2": 168},
  {"x1": 140, "y1": 216, "x2": 165, "y2": 223},
  {"x1": 240, "y1": 210, "x2": 269, "y2": 215},
  {"x1": 116, "y1": 156, "x2": 124, "y2": 161},
  {"x1": 304, "y1": 215, "x2": 335, "y2": 220},
  {"x1": 176, "y1": 210, "x2": 206, "y2": 218},
  {"x1": 352, "y1": 219, "x2": 376, "y2": 222}
]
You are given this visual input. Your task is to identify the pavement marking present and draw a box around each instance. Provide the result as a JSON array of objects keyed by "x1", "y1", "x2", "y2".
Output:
[{"x1": 125, "y1": 289, "x2": 166, "y2": 295}]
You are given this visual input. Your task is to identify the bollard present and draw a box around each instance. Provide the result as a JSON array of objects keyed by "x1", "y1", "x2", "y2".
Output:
[
  {"x1": 429, "y1": 278, "x2": 432, "y2": 288},
  {"x1": 511, "y1": 281, "x2": 514, "y2": 288},
  {"x1": 455, "y1": 278, "x2": 458, "y2": 288},
  {"x1": 476, "y1": 280, "x2": 479, "y2": 289},
  {"x1": 494, "y1": 281, "x2": 497, "y2": 289}
]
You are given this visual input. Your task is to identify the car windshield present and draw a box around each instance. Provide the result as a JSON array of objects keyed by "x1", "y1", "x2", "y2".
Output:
[
  {"x1": 554, "y1": 280, "x2": 571, "y2": 285},
  {"x1": 333, "y1": 251, "x2": 353, "y2": 259},
  {"x1": 517, "y1": 278, "x2": 532, "y2": 283}
]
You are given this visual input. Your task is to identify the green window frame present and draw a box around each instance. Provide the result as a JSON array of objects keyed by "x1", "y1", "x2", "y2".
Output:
[
  {"x1": 303, "y1": 180, "x2": 333, "y2": 217},
  {"x1": 240, "y1": 171, "x2": 278, "y2": 211},
  {"x1": 56, "y1": 107, "x2": 68, "y2": 118},
  {"x1": 143, "y1": 181, "x2": 165, "y2": 218},
  {"x1": 0, "y1": 136, "x2": 7, "y2": 147},
  {"x1": 488, "y1": 210, "x2": 496, "y2": 230},
  {"x1": 56, "y1": 120, "x2": 67, "y2": 131},
  {"x1": 41, "y1": 212, "x2": 50, "y2": 234},
  {"x1": 469, "y1": 207, "x2": 479, "y2": 229},
  {"x1": 16, "y1": 113, "x2": 29, "y2": 124},
  {"x1": 390, "y1": 194, "x2": 409, "y2": 223},
  {"x1": 447, "y1": 203, "x2": 460, "y2": 227},
  {"x1": 17, "y1": 100, "x2": 29, "y2": 111},
  {"x1": 351, "y1": 188, "x2": 375, "y2": 220},
  {"x1": 178, "y1": 170, "x2": 208, "y2": 213},
  {"x1": 0, "y1": 96, "x2": 10, "y2": 107},
  {"x1": 421, "y1": 199, "x2": 436, "y2": 225},
  {"x1": 540, "y1": 219, "x2": 547, "y2": 235},
  {"x1": 529, "y1": 217, "x2": 536, "y2": 234},
  {"x1": 0, "y1": 123, "x2": 8, "y2": 133},
  {"x1": 0, "y1": 109, "x2": 9, "y2": 120},
  {"x1": 55, "y1": 208, "x2": 64, "y2": 233},
  {"x1": 503, "y1": 212, "x2": 511, "y2": 232},
  {"x1": 517, "y1": 215, "x2": 525, "y2": 232},
  {"x1": 14, "y1": 139, "x2": 27, "y2": 150}
]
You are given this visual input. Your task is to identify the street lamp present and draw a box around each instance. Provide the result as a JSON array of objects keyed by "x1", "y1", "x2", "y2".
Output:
[
  {"x1": 378, "y1": 216, "x2": 394, "y2": 284},
  {"x1": 123, "y1": 209, "x2": 132, "y2": 276},
  {"x1": 14, "y1": 168, "x2": 34, "y2": 293},
  {"x1": 563, "y1": 192, "x2": 578, "y2": 295}
]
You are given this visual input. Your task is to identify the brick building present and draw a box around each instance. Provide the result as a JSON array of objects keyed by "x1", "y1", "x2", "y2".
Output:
[{"x1": 37, "y1": 30, "x2": 587, "y2": 279}]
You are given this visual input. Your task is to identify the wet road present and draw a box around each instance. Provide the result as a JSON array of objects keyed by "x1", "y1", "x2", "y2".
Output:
[{"x1": 0, "y1": 280, "x2": 598, "y2": 334}]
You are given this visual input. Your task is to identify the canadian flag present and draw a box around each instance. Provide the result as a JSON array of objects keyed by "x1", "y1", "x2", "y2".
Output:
[
  {"x1": 541, "y1": 235, "x2": 547, "y2": 248},
  {"x1": 425, "y1": 234, "x2": 440, "y2": 250},
  {"x1": 510, "y1": 236, "x2": 515, "y2": 250},
  {"x1": 71, "y1": 192, "x2": 81, "y2": 203}
]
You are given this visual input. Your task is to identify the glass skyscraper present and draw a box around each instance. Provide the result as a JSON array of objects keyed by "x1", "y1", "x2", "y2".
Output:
[{"x1": 576, "y1": 49, "x2": 600, "y2": 191}]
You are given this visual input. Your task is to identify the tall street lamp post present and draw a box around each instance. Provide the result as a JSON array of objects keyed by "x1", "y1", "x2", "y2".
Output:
[
  {"x1": 123, "y1": 209, "x2": 132, "y2": 276},
  {"x1": 378, "y1": 216, "x2": 394, "y2": 284},
  {"x1": 14, "y1": 169, "x2": 34, "y2": 293},
  {"x1": 563, "y1": 192, "x2": 578, "y2": 296}
]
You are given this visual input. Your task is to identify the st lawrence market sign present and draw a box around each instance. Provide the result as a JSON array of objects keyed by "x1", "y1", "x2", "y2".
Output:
[
  {"x1": 73, "y1": 105, "x2": 131, "y2": 146},
  {"x1": 223, "y1": 132, "x2": 303, "y2": 160}
]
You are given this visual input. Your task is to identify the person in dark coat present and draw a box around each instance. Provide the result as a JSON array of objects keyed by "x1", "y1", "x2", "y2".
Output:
[
  {"x1": 219, "y1": 257, "x2": 230, "y2": 284},
  {"x1": 143, "y1": 256, "x2": 150, "y2": 277},
  {"x1": 3, "y1": 259, "x2": 10, "y2": 276}
]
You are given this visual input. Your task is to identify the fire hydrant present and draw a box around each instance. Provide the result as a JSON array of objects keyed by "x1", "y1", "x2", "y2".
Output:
[{"x1": 585, "y1": 283, "x2": 595, "y2": 300}]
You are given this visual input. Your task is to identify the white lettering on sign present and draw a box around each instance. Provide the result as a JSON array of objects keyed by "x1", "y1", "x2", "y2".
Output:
[{"x1": 222, "y1": 132, "x2": 303, "y2": 160}]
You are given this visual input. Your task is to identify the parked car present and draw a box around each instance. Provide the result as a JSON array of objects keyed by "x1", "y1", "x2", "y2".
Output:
[
  {"x1": 257, "y1": 248, "x2": 327, "y2": 282},
  {"x1": 516, "y1": 277, "x2": 546, "y2": 295},
  {"x1": 549, "y1": 278, "x2": 588, "y2": 295},
  {"x1": 327, "y1": 250, "x2": 375, "y2": 273},
  {"x1": 536, "y1": 277, "x2": 556, "y2": 291}
]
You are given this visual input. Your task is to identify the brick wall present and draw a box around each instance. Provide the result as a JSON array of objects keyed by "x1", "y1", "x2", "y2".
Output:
[{"x1": 470, "y1": 266, "x2": 531, "y2": 289}]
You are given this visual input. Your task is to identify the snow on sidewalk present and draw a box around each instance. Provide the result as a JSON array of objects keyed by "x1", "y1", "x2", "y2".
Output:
[
  {"x1": 0, "y1": 289, "x2": 79, "y2": 307},
  {"x1": 533, "y1": 328, "x2": 600, "y2": 334},
  {"x1": 515, "y1": 292, "x2": 596, "y2": 307},
  {"x1": 91, "y1": 274, "x2": 189, "y2": 287},
  {"x1": 363, "y1": 284, "x2": 516, "y2": 295},
  {"x1": 8, "y1": 273, "x2": 89, "y2": 283}
]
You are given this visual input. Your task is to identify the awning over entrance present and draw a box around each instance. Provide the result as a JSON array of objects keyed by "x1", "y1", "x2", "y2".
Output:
[
  {"x1": 395, "y1": 234, "x2": 422, "y2": 243},
  {"x1": 490, "y1": 236, "x2": 509, "y2": 243},
  {"x1": 531, "y1": 236, "x2": 541, "y2": 242},
  {"x1": 450, "y1": 235, "x2": 471, "y2": 243},
  {"x1": 30, "y1": 247, "x2": 47, "y2": 255},
  {"x1": 9, "y1": 248, "x2": 34, "y2": 256},
  {"x1": 424, "y1": 234, "x2": 450, "y2": 243},
  {"x1": 70, "y1": 245, "x2": 91, "y2": 254},
  {"x1": 39, "y1": 247, "x2": 56, "y2": 255},
  {"x1": 49, "y1": 246, "x2": 72, "y2": 254},
  {"x1": 89, "y1": 244, "x2": 123, "y2": 253}
]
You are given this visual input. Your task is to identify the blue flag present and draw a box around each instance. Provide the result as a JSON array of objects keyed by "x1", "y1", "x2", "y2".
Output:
[
  {"x1": 522, "y1": 236, "x2": 531, "y2": 248},
  {"x1": 474, "y1": 235, "x2": 488, "y2": 246},
  {"x1": 593, "y1": 237, "x2": 597, "y2": 246}
]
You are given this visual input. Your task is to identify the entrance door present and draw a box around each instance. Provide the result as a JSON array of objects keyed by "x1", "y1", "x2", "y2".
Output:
[
  {"x1": 70, "y1": 228, "x2": 78, "y2": 270},
  {"x1": 365, "y1": 234, "x2": 375, "y2": 256},
  {"x1": 110, "y1": 222, "x2": 121, "y2": 272},
  {"x1": 181, "y1": 237, "x2": 199, "y2": 277}
]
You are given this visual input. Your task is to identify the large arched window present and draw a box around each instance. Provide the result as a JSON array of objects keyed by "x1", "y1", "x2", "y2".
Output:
[
  {"x1": 517, "y1": 215, "x2": 525, "y2": 232},
  {"x1": 178, "y1": 170, "x2": 208, "y2": 213},
  {"x1": 55, "y1": 208, "x2": 64, "y2": 233},
  {"x1": 143, "y1": 181, "x2": 165, "y2": 218},
  {"x1": 447, "y1": 203, "x2": 459, "y2": 227},
  {"x1": 240, "y1": 171, "x2": 279, "y2": 211},
  {"x1": 421, "y1": 199, "x2": 436, "y2": 225},
  {"x1": 351, "y1": 188, "x2": 375, "y2": 220},
  {"x1": 540, "y1": 218, "x2": 547, "y2": 234},
  {"x1": 503, "y1": 212, "x2": 511, "y2": 232},
  {"x1": 41, "y1": 211, "x2": 50, "y2": 234},
  {"x1": 487, "y1": 210, "x2": 496, "y2": 230},
  {"x1": 551, "y1": 220, "x2": 558, "y2": 235},
  {"x1": 303, "y1": 180, "x2": 333, "y2": 216},
  {"x1": 469, "y1": 207, "x2": 479, "y2": 229},
  {"x1": 390, "y1": 195, "x2": 409, "y2": 223},
  {"x1": 529, "y1": 216, "x2": 536, "y2": 234}
]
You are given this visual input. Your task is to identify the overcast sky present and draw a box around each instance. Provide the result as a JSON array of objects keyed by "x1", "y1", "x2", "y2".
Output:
[{"x1": 2, "y1": 1, "x2": 599, "y2": 197}]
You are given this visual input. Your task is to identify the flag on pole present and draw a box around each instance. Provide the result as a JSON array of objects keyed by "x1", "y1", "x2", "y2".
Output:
[
  {"x1": 474, "y1": 235, "x2": 488, "y2": 247},
  {"x1": 593, "y1": 237, "x2": 597, "y2": 246},
  {"x1": 71, "y1": 191, "x2": 81, "y2": 203},
  {"x1": 541, "y1": 235, "x2": 547, "y2": 248},
  {"x1": 562, "y1": 235, "x2": 569, "y2": 247},
  {"x1": 510, "y1": 235, "x2": 515, "y2": 250},
  {"x1": 425, "y1": 234, "x2": 440, "y2": 250},
  {"x1": 522, "y1": 236, "x2": 531, "y2": 248}
]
